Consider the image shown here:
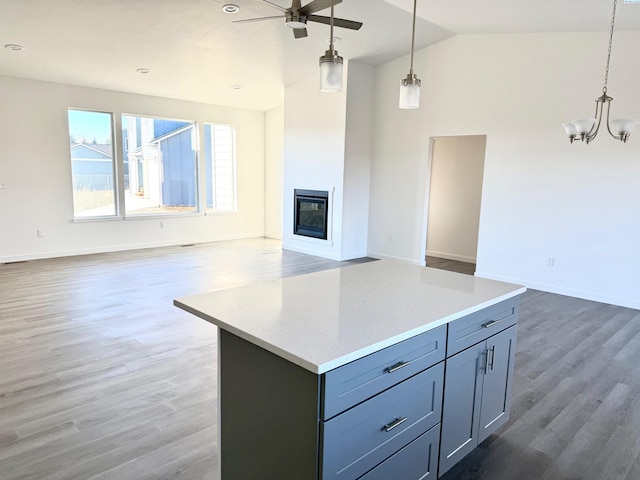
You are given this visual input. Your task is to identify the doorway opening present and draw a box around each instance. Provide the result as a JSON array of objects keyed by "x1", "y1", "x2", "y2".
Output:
[{"x1": 424, "y1": 135, "x2": 487, "y2": 276}]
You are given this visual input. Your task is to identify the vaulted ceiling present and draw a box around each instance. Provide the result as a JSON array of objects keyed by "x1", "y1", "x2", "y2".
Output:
[{"x1": 1, "y1": 0, "x2": 639, "y2": 111}]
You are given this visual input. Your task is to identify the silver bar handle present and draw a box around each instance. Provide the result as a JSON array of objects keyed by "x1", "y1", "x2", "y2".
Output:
[
  {"x1": 480, "y1": 350, "x2": 488, "y2": 373},
  {"x1": 488, "y1": 346, "x2": 495, "y2": 372},
  {"x1": 482, "y1": 319, "x2": 500, "y2": 329},
  {"x1": 384, "y1": 361, "x2": 411, "y2": 374},
  {"x1": 383, "y1": 417, "x2": 408, "y2": 432}
]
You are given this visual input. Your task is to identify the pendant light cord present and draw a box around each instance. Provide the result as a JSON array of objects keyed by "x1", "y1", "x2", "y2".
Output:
[
  {"x1": 603, "y1": 0, "x2": 617, "y2": 93},
  {"x1": 409, "y1": 0, "x2": 417, "y2": 75},
  {"x1": 329, "y1": 0, "x2": 335, "y2": 51}
]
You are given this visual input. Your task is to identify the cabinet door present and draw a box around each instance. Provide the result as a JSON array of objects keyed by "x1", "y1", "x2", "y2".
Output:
[
  {"x1": 478, "y1": 325, "x2": 517, "y2": 443},
  {"x1": 438, "y1": 342, "x2": 485, "y2": 476}
]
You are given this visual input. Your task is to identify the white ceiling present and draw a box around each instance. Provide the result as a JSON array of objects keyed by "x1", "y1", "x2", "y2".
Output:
[{"x1": 1, "y1": 0, "x2": 639, "y2": 111}]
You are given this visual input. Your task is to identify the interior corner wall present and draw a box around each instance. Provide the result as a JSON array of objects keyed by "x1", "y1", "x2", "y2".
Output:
[
  {"x1": 426, "y1": 135, "x2": 486, "y2": 263},
  {"x1": 342, "y1": 62, "x2": 374, "y2": 260},
  {"x1": 369, "y1": 32, "x2": 640, "y2": 309},
  {"x1": 0, "y1": 75, "x2": 266, "y2": 263},
  {"x1": 264, "y1": 106, "x2": 284, "y2": 239},
  {"x1": 282, "y1": 69, "x2": 348, "y2": 261}
]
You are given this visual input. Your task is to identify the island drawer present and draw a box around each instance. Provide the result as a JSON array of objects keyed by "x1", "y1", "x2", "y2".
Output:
[
  {"x1": 447, "y1": 297, "x2": 519, "y2": 356},
  {"x1": 322, "y1": 325, "x2": 446, "y2": 420},
  {"x1": 357, "y1": 423, "x2": 440, "y2": 480},
  {"x1": 320, "y1": 362, "x2": 444, "y2": 480}
]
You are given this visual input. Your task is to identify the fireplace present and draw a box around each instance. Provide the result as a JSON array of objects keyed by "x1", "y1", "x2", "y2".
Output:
[{"x1": 294, "y1": 189, "x2": 329, "y2": 240}]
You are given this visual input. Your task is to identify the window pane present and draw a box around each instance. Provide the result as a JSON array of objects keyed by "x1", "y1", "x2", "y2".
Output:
[
  {"x1": 122, "y1": 115, "x2": 198, "y2": 215},
  {"x1": 68, "y1": 110, "x2": 116, "y2": 217},
  {"x1": 205, "y1": 124, "x2": 236, "y2": 212}
]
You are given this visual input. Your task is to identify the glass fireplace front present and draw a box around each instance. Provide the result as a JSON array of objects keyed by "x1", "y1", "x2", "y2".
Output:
[{"x1": 294, "y1": 189, "x2": 329, "y2": 240}]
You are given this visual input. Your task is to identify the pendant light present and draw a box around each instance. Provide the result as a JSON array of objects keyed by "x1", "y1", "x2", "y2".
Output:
[
  {"x1": 562, "y1": 0, "x2": 639, "y2": 143},
  {"x1": 319, "y1": 0, "x2": 343, "y2": 93},
  {"x1": 399, "y1": 0, "x2": 421, "y2": 109}
]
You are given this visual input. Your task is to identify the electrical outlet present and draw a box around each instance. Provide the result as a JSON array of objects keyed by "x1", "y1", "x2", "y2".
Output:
[
  {"x1": 160, "y1": 221, "x2": 165, "y2": 229},
  {"x1": 546, "y1": 257, "x2": 555, "y2": 267},
  {"x1": 388, "y1": 234, "x2": 394, "y2": 242},
  {"x1": 37, "y1": 229, "x2": 44, "y2": 238},
  {"x1": 0, "y1": 179, "x2": 7, "y2": 189}
]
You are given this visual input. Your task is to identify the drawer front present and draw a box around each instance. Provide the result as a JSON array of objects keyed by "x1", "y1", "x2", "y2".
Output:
[
  {"x1": 447, "y1": 297, "x2": 519, "y2": 357},
  {"x1": 322, "y1": 325, "x2": 446, "y2": 419},
  {"x1": 321, "y1": 363, "x2": 444, "y2": 480},
  {"x1": 357, "y1": 423, "x2": 440, "y2": 480}
]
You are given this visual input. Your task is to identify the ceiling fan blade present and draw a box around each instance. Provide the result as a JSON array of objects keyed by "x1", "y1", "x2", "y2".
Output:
[
  {"x1": 299, "y1": 0, "x2": 343, "y2": 16},
  {"x1": 233, "y1": 15, "x2": 285, "y2": 24},
  {"x1": 262, "y1": 0, "x2": 288, "y2": 12},
  {"x1": 293, "y1": 27, "x2": 308, "y2": 39},
  {"x1": 307, "y1": 14, "x2": 362, "y2": 30}
]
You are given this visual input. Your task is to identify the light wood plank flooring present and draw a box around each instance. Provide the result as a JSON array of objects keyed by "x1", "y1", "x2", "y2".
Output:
[{"x1": 1, "y1": 238, "x2": 639, "y2": 479}]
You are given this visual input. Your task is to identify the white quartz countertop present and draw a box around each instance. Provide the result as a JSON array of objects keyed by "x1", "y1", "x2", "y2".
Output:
[{"x1": 174, "y1": 260, "x2": 526, "y2": 374}]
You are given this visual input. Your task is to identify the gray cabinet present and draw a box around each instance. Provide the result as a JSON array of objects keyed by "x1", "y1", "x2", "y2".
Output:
[
  {"x1": 215, "y1": 297, "x2": 520, "y2": 480},
  {"x1": 439, "y1": 325, "x2": 517, "y2": 476}
]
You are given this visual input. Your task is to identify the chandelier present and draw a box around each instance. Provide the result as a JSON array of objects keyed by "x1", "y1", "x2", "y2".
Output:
[{"x1": 562, "y1": 0, "x2": 639, "y2": 144}]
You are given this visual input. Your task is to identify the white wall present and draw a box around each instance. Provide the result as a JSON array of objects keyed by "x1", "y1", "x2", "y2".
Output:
[
  {"x1": 0, "y1": 75, "x2": 266, "y2": 262},
  {"x1": 369, "y1": 32, "x2": 640, "y2": 309},
  {"x1": 342, "y1": 62, "x2": 374, "y2": 260},
  {"x1": 264, "y1": 106, "x2": 284, "y2": 239},
  {"x1": 283, "y1": 70, "x2": 348, "y2": 260},
  {"x1": 426, "y1": 135, "x2": 486, "y2": 263},
  {"x1": 282, "y1": 62, "x2": 374, "y2": 261}
]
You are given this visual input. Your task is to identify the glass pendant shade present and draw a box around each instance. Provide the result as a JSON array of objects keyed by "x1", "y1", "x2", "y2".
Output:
[
  {"x1": 319, "y1": 54, "x2": 343, "y2": 93},
  {"x1": 399, "y1": 82, "x2": 420, "y2": 109},
  {"x1": 572, "y1": 118, "x2": 597, "y2": 135},
  {"x1": 610, "y1": 118, "x2": 640, "y2": 136},
  {"x1": 561, "y1": 122, "x2": 579, "y2": 137}
]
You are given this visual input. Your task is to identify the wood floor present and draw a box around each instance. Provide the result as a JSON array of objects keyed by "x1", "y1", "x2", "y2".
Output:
[
  {"x1": 426, "y1": 256, "x2": 476, "y2": 276},
  {"x1": 1, "y1": 238, "x2": 639, "y2": 479}
]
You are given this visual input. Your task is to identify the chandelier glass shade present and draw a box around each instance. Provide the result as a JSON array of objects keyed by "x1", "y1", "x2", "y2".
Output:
[{"x1": 563, "y1": 0, "x2": 639, "y2": 144}]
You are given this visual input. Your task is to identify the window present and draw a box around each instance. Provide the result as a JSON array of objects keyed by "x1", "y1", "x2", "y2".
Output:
[
  {"x1": 204, "y1": 123, "x2": 236, "y2": 212},
  {"x1": 122, "y1": 115, "x2": 198, "y2": 215},
  {"x1": 67, "y1": 111, "x2": 235, "y2": 219},
  {"x1": 68, "y1": 110, "x2": 116, "y2": 218}
]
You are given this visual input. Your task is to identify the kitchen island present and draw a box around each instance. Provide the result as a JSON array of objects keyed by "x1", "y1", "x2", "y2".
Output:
[{"x1": 174, "y1": 260, "x2": 526, "y2": 479}]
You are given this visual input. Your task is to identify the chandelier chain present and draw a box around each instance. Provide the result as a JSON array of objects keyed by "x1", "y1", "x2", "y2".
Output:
[{"x1": 603, "y1": 0, "x2": 617, "y2": 93}]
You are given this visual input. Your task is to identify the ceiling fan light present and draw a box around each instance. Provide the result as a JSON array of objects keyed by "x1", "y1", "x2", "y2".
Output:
[
  {"x1": 319, "y1": 51, "x2": 343, "y2": 93},
  {"x1": 285, "y1": 12, "x2": 306, "y2": 29},
  {"x1": 285, "y1": 20, "x2": 307, "y2": 28},
  {"x1": 399, "y1": 74, "x2": 421, "y2": 109}
]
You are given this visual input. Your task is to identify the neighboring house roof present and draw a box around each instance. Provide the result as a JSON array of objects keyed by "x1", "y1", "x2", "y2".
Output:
[
  {"x1": 71, "y1": 142, "x2": 112, "y2": 160},
  {"x1": 128, "y1": 124, "x2": 193, "y2": 157}
]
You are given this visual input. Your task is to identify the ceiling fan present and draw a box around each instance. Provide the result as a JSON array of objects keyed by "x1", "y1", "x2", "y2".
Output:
[{"x1": 233, "y1": 0, "x2": 363, "y2": 39}]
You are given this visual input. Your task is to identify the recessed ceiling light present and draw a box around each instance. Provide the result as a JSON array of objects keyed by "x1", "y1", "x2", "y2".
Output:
[
  {"x1": 222, "y1": 4, "x2": 240, "y2": 14},
  {"x1": 231, "y1": 84, "x2": 242, "y2": 90},
  {"x1": 4, "y1": 44, "x2": 24, "y2": 51},
  {"x1": 136, "y1": 68, "x2": 150, "y2": 74}
]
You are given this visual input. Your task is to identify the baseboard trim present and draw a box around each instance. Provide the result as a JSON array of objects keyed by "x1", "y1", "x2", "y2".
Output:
[
  {"x1": 367, "y1": 251, "x2": 423, "y2": 266},
  {"x1": 475, "y1": 271, "x2": 640, "y2": 311},
  {"x1": 0, "y1": 233, "x2": 264, "y2": 264}
]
